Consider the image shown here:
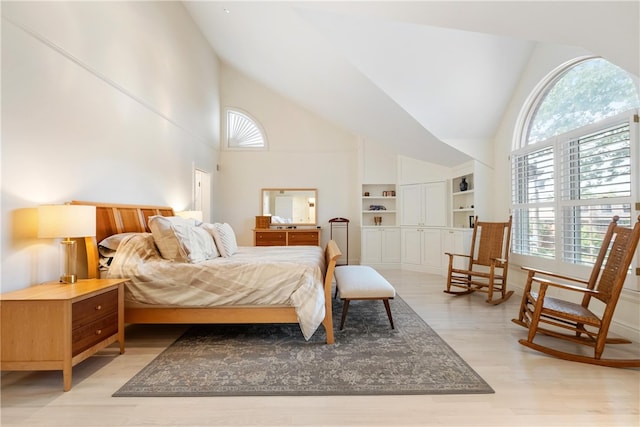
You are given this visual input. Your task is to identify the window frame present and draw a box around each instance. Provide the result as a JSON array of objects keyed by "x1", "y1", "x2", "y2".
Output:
[
  {"x1": 512, "y1": 111, "x2": 638, "y2": 290},
  {"x1": 511, "y1": 57, "x2": 639, "y2": 290},
  {"x1": 223, "y1": 107, "x2": 268, "y2": 151}
]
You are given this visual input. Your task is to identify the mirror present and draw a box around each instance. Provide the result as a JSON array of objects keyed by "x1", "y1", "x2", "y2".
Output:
[{"x1": 261, "y1": 188, "x2": 317, "y2": 226}]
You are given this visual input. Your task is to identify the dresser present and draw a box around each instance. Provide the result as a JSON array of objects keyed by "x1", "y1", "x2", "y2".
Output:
[
  {"x1": 0, "y1": 278, "x2": 127, "y2": 391},
  {"x1": 254, "y1": 228, "x2": 321, "y2": 246}
]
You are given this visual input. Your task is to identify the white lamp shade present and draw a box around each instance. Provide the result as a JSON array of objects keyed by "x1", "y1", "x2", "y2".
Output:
[
  {"x1": 38, "y1": 205, "x2": 96, "y2": 238},
  {"x1": 175, "y1": 210, "x2": 203, "y2": 222}
]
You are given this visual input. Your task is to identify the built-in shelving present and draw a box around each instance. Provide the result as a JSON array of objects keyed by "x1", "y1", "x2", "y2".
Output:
[
  {"x1": 361, "y1": 184, "x2": 400, "y2": 266},
  {"x1": 451, "y1": 174, "x2": 475, "y2": 228},
  {"x1": 361, "y1": 184, "x2": 397, "y2": 226}
]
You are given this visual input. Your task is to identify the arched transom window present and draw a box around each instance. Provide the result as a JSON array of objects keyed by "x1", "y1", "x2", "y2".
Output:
[{"x1": 225, "y1": 108, "x2": 267, "y2": 150}]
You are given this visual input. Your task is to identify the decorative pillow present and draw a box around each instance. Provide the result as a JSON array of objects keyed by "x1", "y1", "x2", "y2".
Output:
[
  {"x1": 98, "y1": 233, "x2": 142, "y2": 269},
  {"x1": 201, "y1": 222, "x2": 238, "y2": 257},
  {"x1": 148, "y1": 216, "x2": 219, "y2": 263},
  {"x1": 99, "y1": 232, "x2": 140, "y2": 251}
]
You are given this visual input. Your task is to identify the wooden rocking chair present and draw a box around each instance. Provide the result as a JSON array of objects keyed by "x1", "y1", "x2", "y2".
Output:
[
  {"x1": 444, "y1": 216, "x2": 514, "y2": 305},
  {"x1": 512, "y1": 215, "x2": 640, "y2": 368}
]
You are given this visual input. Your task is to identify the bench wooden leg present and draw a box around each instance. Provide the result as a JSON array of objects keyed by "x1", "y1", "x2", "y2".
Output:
[
  {"x1": 340, "y1": 298, "x2": 395, "y2": 330},
  {"x1": 383, "y1": 299, "x2": 394, "y2": 329},
  {"x1": 340, "y1": 299, "x2": 350, "y2": 330}
]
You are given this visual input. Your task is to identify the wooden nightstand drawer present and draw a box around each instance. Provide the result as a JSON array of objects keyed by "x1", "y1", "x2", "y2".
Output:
[
  {"x1": 72, "y1": 312, "x2": 118, "y2": 355},
  {"x1": 72, "y1": 289, "x2": 118, "y2": 328},
  {"x1": 288, "y1": 231, "x2": 319, "y2": 246},
  {"x1": 255, "y1": 231, "x2": 286, "y2": 246}
]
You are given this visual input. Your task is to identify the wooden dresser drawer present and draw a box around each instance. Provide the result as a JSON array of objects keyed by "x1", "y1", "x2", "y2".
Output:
[
  {"x1": 255, "y1": 231, "x2": 286, "y2": 246},
  {"x1": 72, "y1": 289, "x2": 118, "y2": 328},
  {"x1": 288, "y1": 231, "x2": 319, "y2": 246},
  {"x1": 72, "y1": 312, "x2": 118, "y2": 355}
]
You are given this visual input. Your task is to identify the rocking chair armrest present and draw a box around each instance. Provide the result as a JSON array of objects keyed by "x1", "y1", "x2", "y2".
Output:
[
  {"x1": 521, "y1": 266, "x2": 590, "y2": 286},
  {"x1": 532, "y1": 276, "x2": 599, "y2": 296},
  {"x1": 444, "y1": 252, "x2": 471, "y2": 259}
]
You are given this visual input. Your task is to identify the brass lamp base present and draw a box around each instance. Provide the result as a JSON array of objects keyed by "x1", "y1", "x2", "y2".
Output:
[
  {"x1": 60, "y1": 274, "x2": 77, "y2": 284},
  {"x1": 60, "y1": 239, "x2": 78, "y2": 285}
]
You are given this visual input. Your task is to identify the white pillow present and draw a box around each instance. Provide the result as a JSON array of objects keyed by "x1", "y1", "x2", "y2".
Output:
[
  {"x1": 201, "y1": 222, "x2": 238, "y2": 257},
  {"x1": 148, "y1": 216, "x2": 219, "y2": 263}
]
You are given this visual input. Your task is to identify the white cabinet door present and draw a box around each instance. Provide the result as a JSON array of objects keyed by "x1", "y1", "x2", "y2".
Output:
[
  {"x1": 401, "y1": 228, "x2": 423, "y2": 265},
  {"x1": 400, "y1": 182, "x2": 447, "y2": 227},
  {"x1": 361, "y1": 227, "x2": 383, "y2": 263},
  {"x1": 381, "y1": 227, "x2": 401, "y2": 263},
  {"x1": 401, "y1": 227, "x2": 444, "y2": 274},
  {"x1": 424, "y1": 182, "x2": 448, "y2": 226},
  {"x1": 441, "y1": 229, "x2": 472, "y2": 275},
  {"x1": 400, "y1": 184, "x2": 424, "y2": 226},
  {"x1": 421, "y1": 229, "x2": 442, "y2": 272},
  {"x1": 362, "y1": 227, "x2": 401, "y2": 265}
]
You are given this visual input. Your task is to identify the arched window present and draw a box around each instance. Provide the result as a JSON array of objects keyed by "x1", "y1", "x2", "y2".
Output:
[
  {"x1": 225, "y1": 108, "x2": 267, "y2": 150},
  {"x1": 525, "y1": 58, "x2": 639, "y2": 145},
  {"x1": 511, "y1": 57, "x2": 639, "y2": 269}
]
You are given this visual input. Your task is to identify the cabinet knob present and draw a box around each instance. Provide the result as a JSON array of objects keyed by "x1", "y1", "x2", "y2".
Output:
[
  {"x1": 95, "y1": 329, "x2": 102, "y2": 335},
  {"x1": 95, "y1": 305, "x2": 102, "y2": 311}
]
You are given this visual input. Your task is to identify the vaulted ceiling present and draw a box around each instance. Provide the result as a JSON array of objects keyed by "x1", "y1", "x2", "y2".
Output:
[{"x1": 183, "y1": 1, "x2": 639, "y2": 167}]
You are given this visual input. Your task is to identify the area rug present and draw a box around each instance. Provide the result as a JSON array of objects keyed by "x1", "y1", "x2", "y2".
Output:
[{"x1": 113, "y1": 296, "x2": 494, "y2": 396}]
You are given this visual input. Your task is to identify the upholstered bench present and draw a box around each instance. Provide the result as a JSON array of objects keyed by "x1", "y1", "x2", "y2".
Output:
[{"x1": 334, "y1": 265, "x2": 396, "y2": 330}]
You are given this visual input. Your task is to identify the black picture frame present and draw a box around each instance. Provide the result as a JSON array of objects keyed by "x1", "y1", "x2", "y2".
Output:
[{"x1": 469, "y1": 215, "x2": 475, "y2": 228}]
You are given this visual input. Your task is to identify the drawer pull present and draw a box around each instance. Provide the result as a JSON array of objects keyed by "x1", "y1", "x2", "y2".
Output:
[
  {"x1": 95, "y1": 329, "x2": 102, "y2": 335},
  {"x1": 95, "y1": 305, "x2": 102, "y2": 311}
]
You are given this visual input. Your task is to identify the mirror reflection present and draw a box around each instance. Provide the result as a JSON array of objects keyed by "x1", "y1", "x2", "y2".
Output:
[{"x1": 261, "y1": 188, "x2": 317, "y2": 226}]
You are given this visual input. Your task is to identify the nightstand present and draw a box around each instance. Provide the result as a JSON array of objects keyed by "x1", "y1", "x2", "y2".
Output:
[{"x1": 0, "y1": 278, "x2": 127, "y2": 391}]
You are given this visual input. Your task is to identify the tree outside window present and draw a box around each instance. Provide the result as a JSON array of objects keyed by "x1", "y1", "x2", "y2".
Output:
[{"x1": 512, "y1": 57, "x2": 639, "y2": 268}]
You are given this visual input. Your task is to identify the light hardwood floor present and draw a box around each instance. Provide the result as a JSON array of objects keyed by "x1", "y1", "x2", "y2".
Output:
[{"x1": 2, "y1": 269, "x2": 639, "y2": 427}]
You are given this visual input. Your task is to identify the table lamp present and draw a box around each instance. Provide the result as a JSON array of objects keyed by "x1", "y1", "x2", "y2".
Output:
[
  {"x1": 38, "y1": 204, "x2": 96, "y2": 284},
  {"x1": 175, "y1": 210, "x2": 203, "y2": 222}
]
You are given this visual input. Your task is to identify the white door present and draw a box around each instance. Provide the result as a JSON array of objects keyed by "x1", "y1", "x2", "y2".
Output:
[
  {"x1": 194, "y1": 169, "x2": 211, "y2": 222},
  {"x1": 275, "y1": 196, "x2": 293, "y2": 221}
]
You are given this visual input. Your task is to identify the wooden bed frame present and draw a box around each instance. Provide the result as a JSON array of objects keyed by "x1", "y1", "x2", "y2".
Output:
[{"x1": 71, "y1": 201, "x2": 341, "y2": 344}]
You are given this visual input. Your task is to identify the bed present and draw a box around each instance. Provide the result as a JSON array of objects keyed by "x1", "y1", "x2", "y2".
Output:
[{"x1": 71, "y1": 201, "x2": 341, "y2": 344}]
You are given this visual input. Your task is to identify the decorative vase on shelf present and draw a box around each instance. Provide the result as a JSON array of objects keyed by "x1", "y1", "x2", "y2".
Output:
[{"x1": 459, "y1": 177, "x2": 468, "y2": 192}]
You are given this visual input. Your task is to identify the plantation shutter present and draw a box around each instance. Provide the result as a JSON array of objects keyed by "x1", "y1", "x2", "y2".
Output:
[
  {"x1": 559, "y1": 121, "x2": 632, "y2": 265},
  {"x1": 511, "y1": 146, "x2": 556, "y2": 259},
  {"x1": 226, "y1": 109, "x2": 267, "y2": 149}
]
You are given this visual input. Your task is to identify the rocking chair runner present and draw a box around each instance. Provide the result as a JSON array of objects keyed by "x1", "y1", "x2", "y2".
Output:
[
  {"x1": 512, "y1": 215, "x2": 640, "y2": 368},
  {"x1": 444, "y1": 216, "x2": 514, "y2": 305}
]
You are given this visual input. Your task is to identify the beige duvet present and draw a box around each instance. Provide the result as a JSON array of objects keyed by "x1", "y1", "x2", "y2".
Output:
[{"x1": 106, "y1": 233, "x2": 327, "y2": 339}]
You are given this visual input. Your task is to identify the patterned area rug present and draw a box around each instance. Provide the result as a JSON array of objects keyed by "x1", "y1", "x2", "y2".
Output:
[{"x1": 113, "y1": 296, "x2": 494, "y2": 396}]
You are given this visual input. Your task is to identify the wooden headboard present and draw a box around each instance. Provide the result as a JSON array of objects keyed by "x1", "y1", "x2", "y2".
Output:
[{"x1": 71, "y1": 201, "x2": 174, "y2": 278}]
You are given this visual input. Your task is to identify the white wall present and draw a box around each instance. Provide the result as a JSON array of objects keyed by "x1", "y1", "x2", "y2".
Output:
[
  {"x1": 362, "y1": 138, "x2": 397, "y2": 185},
  {"x1": 219, "y1": 64, "x2": 360, "y2": 256},
  {"x1": 1, "y1": 2, "x2": 221, "y2": 292},
  {"x1": 397, "y1": 155, "x2": 450, "y2": 185}
]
